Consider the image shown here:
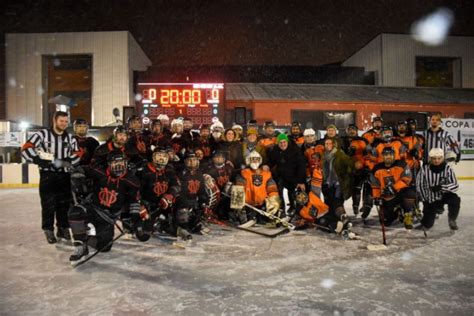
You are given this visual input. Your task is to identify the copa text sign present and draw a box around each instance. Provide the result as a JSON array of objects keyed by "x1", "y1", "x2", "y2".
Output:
[{"x1": 442, "y1": 118, "x2": 474, "y2": 159}]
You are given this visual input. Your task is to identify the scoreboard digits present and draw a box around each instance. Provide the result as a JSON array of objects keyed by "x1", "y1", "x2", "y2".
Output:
[{"x1": 137, "y1": 83, "x2": 224, "y2": 124}]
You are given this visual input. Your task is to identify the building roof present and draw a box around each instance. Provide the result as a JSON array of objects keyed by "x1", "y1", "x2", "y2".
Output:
[{"x1": 226, "y1": 83, "x2": 474, "y2": 104}]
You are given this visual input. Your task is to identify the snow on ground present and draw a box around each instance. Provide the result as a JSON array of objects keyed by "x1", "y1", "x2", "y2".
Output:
[{"x1": 1, "y1": 182, "x2": 474, "y2": 315}]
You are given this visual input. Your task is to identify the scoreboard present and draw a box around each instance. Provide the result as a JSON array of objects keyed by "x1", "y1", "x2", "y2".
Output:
[{"x1": 137, "y1": 83, "x2": 224, "y2": 125}]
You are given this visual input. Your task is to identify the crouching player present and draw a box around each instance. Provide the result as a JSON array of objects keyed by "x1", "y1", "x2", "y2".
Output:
[
  {"x1": 417, "y1": 148, "x2": 460, "y2": 230},
  {"x1": 370, "y1": 147, "x2": 416, "y2": 229},
  {"x1": 135, "y1": 147, "x2": 180, "y2": 239},
  {"x1": 232, "y1": 151, "x2": 281, "y2": 224},
  {"x1": 68, "y1": 152, "x2": 140, "y2": 264}
]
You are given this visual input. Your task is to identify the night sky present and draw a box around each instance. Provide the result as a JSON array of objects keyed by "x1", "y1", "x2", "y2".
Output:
[
  {"x1": 2, "y1": 0, "x2": 474, "y2": 66},
  {"x1": 1, "y1": 0, "x2": 474, "y2": 118}
]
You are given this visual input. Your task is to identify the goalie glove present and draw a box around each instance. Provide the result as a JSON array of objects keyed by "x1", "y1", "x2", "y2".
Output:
[
  {"x1": 223, "y1": 182, "x2": 233, "y2": 194},
  {"x1": 265, "y1": 195, "x2": 281, "y2": 215},
  {"x1": 382, "y1": 185, "x2": 395, "y2": 196}
]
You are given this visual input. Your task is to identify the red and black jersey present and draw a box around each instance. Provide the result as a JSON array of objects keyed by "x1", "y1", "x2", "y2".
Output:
[
  {"x1": 176, "y1": 169, "x2": 209, "y2": 208},
  {"x1": 197, "y1": 138, "x2": 213, "y2": 160},
  {"x1": 136, "y1": 163, "x2": 180, "y2": 204},
  {"x1": 92, "y1": 141, "x2": 141, "y2": 168},
  {"x1": 73, "y1": 135, "x2": 99, "y2": 165},
  {"x1": 204, "y1": 164, "x2": 234, "y2": 190},
  {"x1": 84, "y1": 166, "x2": 140, "y2": 214},
  {"x1": 126, "y1": 130, "x2": 150, "y2": 159}
]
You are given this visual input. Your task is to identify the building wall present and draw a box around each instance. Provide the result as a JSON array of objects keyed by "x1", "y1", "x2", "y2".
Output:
[
  {"x1": 343, "y1": 34, "x2": 474, "y2": 88},
  {"x1": 342, "y1": 35, "x2": 383, "y2": 85},
  {"x1": 225, "y1": 100, "x2": 471, "y2": 130},
  {"x1": 5, "y1": 32, "x2": 151, "y2": 126}
]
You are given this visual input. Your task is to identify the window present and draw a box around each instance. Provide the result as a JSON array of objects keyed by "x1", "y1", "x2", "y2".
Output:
[
  {"x1": 225, "y1": 107, "x2": 252, "y2": 127},
  {"x1": 465, "y1": 112, "x2": 474, "y2": 119},
  {"x1": 381, "y1": 111, "x2": 428, "y2": 130},
  {"x1": 416, "y1": 56, "x2": 461, "y2": 88},
  {"x1": 291, "y1": 110, "x2": 355, "y2": 131}
]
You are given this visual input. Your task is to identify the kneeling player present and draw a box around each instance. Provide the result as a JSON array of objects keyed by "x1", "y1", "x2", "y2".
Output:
[
  {"x1": 417, "y1": 148, "x2": 460, "y2": 230},
  {"x1": 370, "y1": 147, "x2": 415, "y2": 228},
  {"x1": 232, "y1": 151, "x2": 281, "y2": 224},
  {"x1": 174, "y1": 151, "x2": 209, "y2": 239},
  {"x1": 68, "y1": 152, "x2": 140, "y2": 263},
  {"x1": 135, "y1": 147, "x2": 180, "y2": 238}
]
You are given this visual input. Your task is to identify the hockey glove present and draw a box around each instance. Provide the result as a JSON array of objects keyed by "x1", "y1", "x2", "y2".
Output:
[
  {"x1": 33, "y1": 156, "x2": 51, "y2": 168},
  {"x1": 159, "y1": 194, "x2": 174, "y2": 210},
  {"x1": 265, "y1": 195, "x2": 281, "y2": 215},
  {"x1": 223, "y1": 182, "x2": 233, "y2": 194}
]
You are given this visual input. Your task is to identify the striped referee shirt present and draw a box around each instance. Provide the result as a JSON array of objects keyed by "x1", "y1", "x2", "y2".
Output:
[
  {"x1": 416, "y1": 162, "x2": 458, "y2": 203},
  {"x1": 22, "y1": 128, "x2": 80, "y2": 172},
  {"x1": 423, "y1": 128, "x2": 460, "y2": 162}
]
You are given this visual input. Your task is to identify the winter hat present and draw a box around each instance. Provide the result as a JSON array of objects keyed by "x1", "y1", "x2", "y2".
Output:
[
  {"x1": 246, "y1": 129, "x2": 258, "y2": 136},
  {"x1": 277, "y1": 133, "x2": 289, "y2": 144}
]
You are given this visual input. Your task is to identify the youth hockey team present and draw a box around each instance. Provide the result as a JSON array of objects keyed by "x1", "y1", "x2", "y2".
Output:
[{"x1": 22, "y1": 111, "x2": 462, "y2": 264}]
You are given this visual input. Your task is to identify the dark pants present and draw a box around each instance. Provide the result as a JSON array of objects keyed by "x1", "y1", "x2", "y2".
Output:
[
  {"x1": 322, "y1": 184, "x2": 345, "y2": 219},
  {"x1": 68, "y1": 203, "x2": 116, "y2": 251},
  {"x1": 39, "y1": 171, "x2": 72, "y2": 231},
  {"x1": 421, "y1": 192, "x2": 460, "y2": 229},
  {"x1": 351, "y1": 173, "x2": 365, "y2": 210},
  {"x1": 380, "y1": 187, "x2": 416, "y2": 226}
]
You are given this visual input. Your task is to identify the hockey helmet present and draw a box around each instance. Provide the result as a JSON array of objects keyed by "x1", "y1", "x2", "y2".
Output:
[
  {"x1": 245, "y1": 150, "x2": 262, "y2": 170},
  {"x1": 212, "y1": 149, "x2": 226, "y2": 168},
  {"x1": 294, "y1": 189, "x2": 309, "y2": 209},
  {"x1": 184, "y1": 150, "x2": 199, "y2": 171},
  {"x1": 73, "y1": 118, "x2": 89, "y2": 136}
]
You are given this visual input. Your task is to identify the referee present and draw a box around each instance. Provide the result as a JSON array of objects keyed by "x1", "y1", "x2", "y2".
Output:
[
  {"x1": 21, "y1": 111, "x2": 80, "y2": 244},
  {"x1": 423, "y1": 113, "x2": 461, "y2": 163}
]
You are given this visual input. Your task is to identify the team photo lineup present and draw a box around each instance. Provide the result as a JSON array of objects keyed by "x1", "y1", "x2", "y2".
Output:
[{"x1": 21, "y1": 111, "x2": 462, "y2": 265}]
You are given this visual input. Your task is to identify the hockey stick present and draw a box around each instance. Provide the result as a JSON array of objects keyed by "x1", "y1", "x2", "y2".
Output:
[
  {"x1": 221, "y1": 192, "x2": 295, "y2": 230},
  {"x1": 72, "y1": 229, "x2": 126, "y2": 268},
  {"x1": 375, "y1": 204, "x2": 387, "y2": 246}
]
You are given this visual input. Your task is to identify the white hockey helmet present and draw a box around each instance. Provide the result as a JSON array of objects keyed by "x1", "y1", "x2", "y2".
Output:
[{"x1": 246, "y1": 150, "x2": 262, "y2": 170}]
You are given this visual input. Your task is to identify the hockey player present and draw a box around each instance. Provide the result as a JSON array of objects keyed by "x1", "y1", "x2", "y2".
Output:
[
  {"x1": 157, "y1": 114, "x2": 173, "y2": 139},
  {"x1": 371, "y1": 126, "x2": 406, "y2": 165},
  {"x1": 209, "y1": 120, "x2": 225, "y2": 152},
  {"x1": 72, "y1": 118, "x2": 99, "y2": 166},
  {"x1": 174, "y1": 151, "x2": 210, "y2": 239},
  {"x1": 204, "y1": 150, "x2": 234, "y2": 219},
  {"x1": 371, "y1": 147, "x2": 415, "y2": 228},
  {"x1": 68, "y1": 152, "x2": 140, "y2": 263},
  {"x1": 170, "y1": 118, "x2": 188, "y2": 159},
  {"x1": 318, "y1": 124, "x2": 342, "y2": 150},
  {"x1": 341, "y1": 124, "x2": 368, "y2": 215},
  {"x1": 288, "y1": 121, "x2": 305, "y2": 147},
  {"x1": 417, "y1": 148, "x2": 460, "y2": 230},
  {"x1": 182, "y1": 117, "x2": 200, "y2": 146},
  {"x1": 258, "y1": 121, "x2": 278, "y2": 149},
  {"x1": 126, "y1": 115, "x2": 149, "y2": 159},
  {"x1": 363, "y1": 116, "x2": 383, "y2": 145},
  {"x1": 197, "y1": 124, "x2": 213, "y2": 161},
  {"x1": 301, "y1": 128, "x2": 324, "y2": 189},
  {"x1": 92, "y1": 126, "x2": 140, "y2": 168},
  {"x1": 233, "y1": 151, "x2": 280, "y2": 224},
  {"x1": 243, "y1": 129, "x2": 267, "y2": 167},
  {"x1": 148, "y1": 119, "x2": 170, "y2": 152},
  {"x1": 135, "y1": 147, "x2": 180, "y2": 238}
]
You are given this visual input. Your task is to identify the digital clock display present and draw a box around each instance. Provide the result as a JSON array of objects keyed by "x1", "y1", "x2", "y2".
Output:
[{"x1": 137, "y1": 83, "x2": 224, "y2": 125}]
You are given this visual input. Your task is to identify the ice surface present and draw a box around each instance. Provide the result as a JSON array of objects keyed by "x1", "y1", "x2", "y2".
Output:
[{"x1": 1, "y1": 182, "x2": 474, "y2": 315}]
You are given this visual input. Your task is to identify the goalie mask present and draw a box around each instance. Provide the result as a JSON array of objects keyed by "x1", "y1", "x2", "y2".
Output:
[
  {"x1": 152, "y1": 148, "x2": 169, "y2": 168},
  {"x1": 294, "y1": 189, "x2": 309, "y2": 210},
  {"x1": 246, "y1": 151, "x2": 262, "y2": 170},
  {"x1": 108, "y1": 152, "x2": 128, "y2": 177},
  {"x1": 184, "y1": 151, "x2": 199, "y2": 171}
]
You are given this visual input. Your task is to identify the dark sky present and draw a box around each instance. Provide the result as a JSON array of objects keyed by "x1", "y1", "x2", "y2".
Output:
[{"x1": 2, "y1": 0, "x2": 474, "y2": 66}]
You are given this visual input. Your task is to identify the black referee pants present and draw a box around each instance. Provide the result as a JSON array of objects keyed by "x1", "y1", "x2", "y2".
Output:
[
  {"x1": 421, "y1": 192, "x2": 461, "y2": 229},
  {"x1": 39, "y1": 171, "x2": 72, "y2": 231}
]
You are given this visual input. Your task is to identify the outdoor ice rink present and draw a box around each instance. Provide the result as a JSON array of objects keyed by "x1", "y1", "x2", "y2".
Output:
[{"x1": 1, "y1": 181, "x2": 473, "y2": 315}]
